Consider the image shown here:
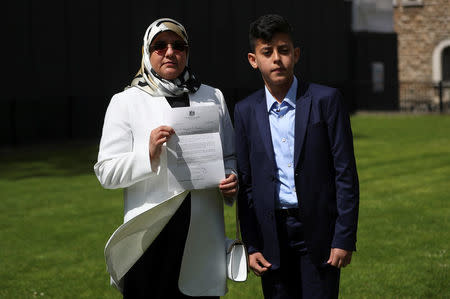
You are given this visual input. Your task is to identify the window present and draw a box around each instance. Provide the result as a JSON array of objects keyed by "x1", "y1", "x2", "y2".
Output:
[
  {"x1": 372, "y1": 62, "x2": 385, "y2": 93},
  {"x1": 443, "y1": 47, "x2": 450, "y2": 81},
  {"x1": 402, "y1": 0, "x2": 423, "y2": 7},
  {"x1": 432, "y1": 40, "x2": 450, "y2": 83}
]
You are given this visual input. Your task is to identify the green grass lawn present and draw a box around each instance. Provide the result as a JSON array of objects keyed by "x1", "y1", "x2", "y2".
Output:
[{"x1": 1, "y1": 114, "x2": 449, "y2": 298}]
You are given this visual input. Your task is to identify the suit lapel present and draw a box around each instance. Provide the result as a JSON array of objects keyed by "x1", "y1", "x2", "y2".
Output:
[
  {"x1": 255, "y1": 92, "x2": 276, "y2": 166},
  {"x1": 294, "y1": 82, "x2": 312, "y2": 169}
]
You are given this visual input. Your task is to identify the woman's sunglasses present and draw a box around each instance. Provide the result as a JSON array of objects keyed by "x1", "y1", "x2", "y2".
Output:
[{"x1": 149, "y1": 41, "x2": 188, "y2": 54}]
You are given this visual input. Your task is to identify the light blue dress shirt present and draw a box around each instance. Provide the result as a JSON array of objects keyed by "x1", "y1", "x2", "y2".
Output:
[{"x1": 265, "y1": 76, "x2": 299, "y2": 209}]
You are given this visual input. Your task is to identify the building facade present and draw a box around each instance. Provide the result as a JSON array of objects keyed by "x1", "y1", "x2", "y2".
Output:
[{"x1": 394, "y1": 0, "x2": 450, "y2": 111}]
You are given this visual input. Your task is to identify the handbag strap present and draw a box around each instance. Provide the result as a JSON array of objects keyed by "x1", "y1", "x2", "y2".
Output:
[{"x1": 235, "y1": 199, "x2": 241, "y2": 241}]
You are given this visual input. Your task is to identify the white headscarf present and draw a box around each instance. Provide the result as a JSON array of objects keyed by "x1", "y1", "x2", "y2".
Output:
[{"x1": 129, "y1": 18, "x2": 200, "y2": 97}]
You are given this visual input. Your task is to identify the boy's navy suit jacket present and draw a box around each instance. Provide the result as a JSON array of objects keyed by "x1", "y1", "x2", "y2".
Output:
[{"x1": 234, "y1": 81, "x2": 359, "y2": 268}]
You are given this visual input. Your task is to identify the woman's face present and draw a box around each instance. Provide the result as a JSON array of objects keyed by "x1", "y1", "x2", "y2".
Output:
[{"x1": 149, "y1": 31, "x2": 188, "y2": 80}]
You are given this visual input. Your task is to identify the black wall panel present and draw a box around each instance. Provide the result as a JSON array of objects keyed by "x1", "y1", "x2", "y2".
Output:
[
  {"x1": 352, "y1": 32, "x2": 399, "y2": 110},
  {"x1": 3, "y1": 0, "x2": 395, "y2": 146},
  {"x1": 0, "y1": 101, "x2": 14, "y2": 144},
  {"x1": 100, "y1": 1, "x2": 132, "y2": 96},
  {"x1": 31, "y1": 0, "x2": 67, "y2": 96},
  {"x1": 230, "y1": 0, "x2": 259, "y2": 89},
  {"x1": 66, "y1": 1, "x2": 103, "y2": 96},
  {"x1": 184, "y1": 0, "x2": 213, "y2": 86}
]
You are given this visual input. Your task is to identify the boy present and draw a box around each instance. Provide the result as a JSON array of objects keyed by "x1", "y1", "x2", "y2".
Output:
[{"x1": 234, "y1": 14, "x2": 359, "y2": 298}]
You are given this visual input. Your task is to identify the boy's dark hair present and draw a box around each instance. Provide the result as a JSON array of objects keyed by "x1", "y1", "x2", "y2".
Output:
[{"x1": 249, "y1": 14, "x2": 293, "y2": 52}]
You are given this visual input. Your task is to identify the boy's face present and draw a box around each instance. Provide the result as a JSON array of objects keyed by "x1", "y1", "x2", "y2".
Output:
[{"x1": 248, "y1": 33, "x2": 300, "y2": 90}]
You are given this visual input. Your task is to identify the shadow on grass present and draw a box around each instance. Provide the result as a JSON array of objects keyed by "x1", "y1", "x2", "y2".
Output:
[
  {"x1": 0, "y1": 140, "x2": 99, "y2": 180},
  {"x1": 352, "y1": 133, "x2": 368, "y2": 140}
]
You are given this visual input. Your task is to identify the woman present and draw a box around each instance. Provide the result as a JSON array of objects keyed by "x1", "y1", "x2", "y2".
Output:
[{"x1": 94, "y1": 18, "x2": 237, "y2": 298}]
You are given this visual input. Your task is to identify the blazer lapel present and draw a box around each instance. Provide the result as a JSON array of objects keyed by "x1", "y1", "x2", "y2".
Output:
[
  {"x1": 294, "y1": 82, "x2": 312, "y2": 169},
  {"x1": 255, "y1": 93, "x2": 276, "y2": 166}
]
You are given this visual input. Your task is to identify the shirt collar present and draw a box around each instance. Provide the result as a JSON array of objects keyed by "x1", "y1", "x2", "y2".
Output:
[{"x1": 265, "y1": 76, "x2": 298, "y2": 112}]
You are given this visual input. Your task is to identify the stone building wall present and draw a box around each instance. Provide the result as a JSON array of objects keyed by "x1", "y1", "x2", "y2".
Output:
[{"x1": 394, "y1": 0, "x2": 450, "y2": 111}]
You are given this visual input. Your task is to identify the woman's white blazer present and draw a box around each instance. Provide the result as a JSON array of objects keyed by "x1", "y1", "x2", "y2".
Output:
[{"x1": 94, "y1": 84, "x2": 236, "y2": 296}]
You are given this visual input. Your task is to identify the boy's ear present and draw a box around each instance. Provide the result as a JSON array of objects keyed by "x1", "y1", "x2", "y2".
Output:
[
  {"x1": 248, "y1": 53, "x2": 259, "y2": 69},
  {"x1": 294, "y1": 47, "x2": 300, "y2": 64}
]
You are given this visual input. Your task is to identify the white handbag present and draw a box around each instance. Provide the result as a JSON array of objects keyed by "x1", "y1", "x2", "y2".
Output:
[{"x1": 226, "y1": 201, "x2": 248, "y2": 282}]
